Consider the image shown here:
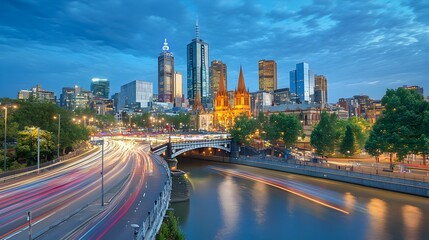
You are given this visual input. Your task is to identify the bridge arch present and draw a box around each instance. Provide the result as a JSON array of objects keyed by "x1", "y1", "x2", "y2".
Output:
[{"x1": 171, "y1": 144, "x2": 230, "y2": 158}]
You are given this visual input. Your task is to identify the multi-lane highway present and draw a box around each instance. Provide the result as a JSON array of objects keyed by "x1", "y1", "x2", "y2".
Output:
[{"x1": 0, "y1": 139, "x2": 169, "y2": 239}]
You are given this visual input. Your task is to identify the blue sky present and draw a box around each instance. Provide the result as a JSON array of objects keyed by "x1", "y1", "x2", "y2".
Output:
[{"x1": 0, "y1": 0, "x2": 428, "y2": 102}]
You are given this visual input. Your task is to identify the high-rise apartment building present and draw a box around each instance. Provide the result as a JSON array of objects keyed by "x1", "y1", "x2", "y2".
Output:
[
  {"x1": 117, "y1": 80, "x2": 153, "y2": 112},
  {"x1": 314, "y1": 75, "x2": 328, "y2": 105},
  {"x1": 290, "y1": 62, "x2": 314, "y2": 103},
  {"x1": 90, "y1": 78, "x2": 109, "y2": 99},
  {"x1": 187, "y1": 20, "x2": 210, "y2": 108},
  {"x1": 258, "y1": 60, "x2": 277, "y2": 91},
  {"x1": 210, "y1": 60, "x2": 227, "y2": 101},
  {"x1": 158, "y1": 39, "x2": 174, "y2": 103}
]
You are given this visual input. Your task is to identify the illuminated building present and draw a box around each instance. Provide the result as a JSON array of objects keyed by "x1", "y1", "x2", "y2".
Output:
[
  {"x1": 214, "y1": 66, "x2": 251, "y2": 130},
  {"x1": 158, "y1": 39, "x2": 174, "y2": 103},
  {"x1": 18, "y1": 84, "x2": 56, "y2": 103},
  {"x1": 258, "y1": 60, "x2": 277, "y2": 91}
]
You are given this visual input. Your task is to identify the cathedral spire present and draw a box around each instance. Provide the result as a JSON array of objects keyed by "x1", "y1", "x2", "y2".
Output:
[{"x1": 237, "y1": 66, "x2": 246, "y2": 93}]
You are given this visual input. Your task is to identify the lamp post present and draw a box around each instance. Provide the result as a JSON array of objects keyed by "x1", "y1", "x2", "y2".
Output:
[
  {"x1": 3, "y1": 105, "x2": 17, "y2": 171},
  {"x1": 101, "y1": 138, "x2": 104, "y2": 206},
  {"x1": 3, "y1": 106, "x2": 8, "y2": 171},
  {"x1": 54, "y1": 114, "x2": 61, "y2": 161},
  {"x1": 37, "y1": 127, "x2": 40, "y2": 170}
]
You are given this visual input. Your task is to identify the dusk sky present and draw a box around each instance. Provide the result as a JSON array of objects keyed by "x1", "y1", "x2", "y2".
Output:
[{"x1": 1, "y1": 0, "x2": 428, "y2": 102}]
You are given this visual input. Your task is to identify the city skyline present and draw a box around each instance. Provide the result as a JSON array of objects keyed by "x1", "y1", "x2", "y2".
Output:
[{"x1": 0, "y1": 0, "x2": 428, "y2": 102}]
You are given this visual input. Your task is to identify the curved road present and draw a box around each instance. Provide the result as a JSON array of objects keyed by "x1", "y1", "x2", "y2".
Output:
[{"x1": 0, "y1": 139, "x2": 169, "y2": 240}]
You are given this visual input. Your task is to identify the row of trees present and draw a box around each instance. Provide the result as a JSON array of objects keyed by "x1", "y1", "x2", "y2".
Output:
[
  {"x1": 365, "y1": 88, "x2": 429, "y2": 165},
  {"x1": 229, "y1": 112, "x2": 304, "y2": 154},
  {"x1": 229, "y1": 88, "x2": 428, "y2": 165},
  {"x1": 310, "y1": 112, "x2": 370, "y2": 157},
  {"x1": 1, "y1": 98, "x2": 90, "y2": 171}
]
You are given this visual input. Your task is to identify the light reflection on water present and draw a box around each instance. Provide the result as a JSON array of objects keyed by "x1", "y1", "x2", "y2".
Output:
[
  {"x1": 251, "y1": 181, "x2": 268, "y2": 224},
  {"x1": 367, "y1": 198, "x2": 388, "y2": 240},
  {"x1": 402, "y1": 205, "x2": 422, "y2": 240},
  {"x1": 216, "y1": 176, "x2": 241, "y2": 239},
  {"x1": 172, "y1": 159, "x2": 429, "y2": 240}
]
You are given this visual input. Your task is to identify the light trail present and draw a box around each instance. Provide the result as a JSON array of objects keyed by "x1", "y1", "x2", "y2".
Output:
[{"x1": 212, "y1": 167, "x2": 350, "y2": 215}]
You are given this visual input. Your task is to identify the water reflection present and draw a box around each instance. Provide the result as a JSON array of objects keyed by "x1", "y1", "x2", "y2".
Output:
[
  {"x1": 251, "y1": 181, "x2": 268, "y2": 224},
  {"x1": 402, "y1": 205, "x2": 422, "y2": 240},
  {"x1": 343, "y1": 192, "x2": 356, "y2": 213},
  {"x1": 367, "y1": 198, "x2": 387, "y2": 240},
  {"x1": 216, "y1": 175, "x2": 241, "y2": 239}
]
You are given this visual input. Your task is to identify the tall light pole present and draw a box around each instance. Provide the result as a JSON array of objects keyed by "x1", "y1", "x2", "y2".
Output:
[
  {"x1": 54, "y1": 114, "x2": 61, "y2": 161},
  {"x1": 37, "y1": 127, "x2": 40, "y2": 170},
  {"x1": 101, "y1": 138, "x2": 104, "y2": 206},
  {"x1": 3, "y1": 106, "x2": 8, "y2": 171},
  {"x1": 3, "y1": 105, "x2": 17, "y2": 171}
]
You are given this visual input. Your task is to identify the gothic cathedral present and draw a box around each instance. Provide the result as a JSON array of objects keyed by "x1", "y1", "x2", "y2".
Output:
[{"x1": 214, "y1": 66, "x2": 250, "y2": 130}]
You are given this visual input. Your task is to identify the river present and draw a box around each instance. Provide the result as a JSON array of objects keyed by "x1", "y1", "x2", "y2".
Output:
[{"x1": 171, "y1": 158, "x2": 429, "y2": 240}]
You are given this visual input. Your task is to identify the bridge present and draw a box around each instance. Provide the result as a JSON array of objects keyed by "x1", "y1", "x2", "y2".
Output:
[{"x1": 151, "y1": 138, "x2": 234, "y2": 159}]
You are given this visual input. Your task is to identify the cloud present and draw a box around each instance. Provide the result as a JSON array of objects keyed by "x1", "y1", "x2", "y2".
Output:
[{"x1": 0, "y1": 0, "x2": 428, "y2": 101}]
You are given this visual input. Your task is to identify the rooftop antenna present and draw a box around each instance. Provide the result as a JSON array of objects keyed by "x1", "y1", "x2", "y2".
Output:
[
  {"x1": 162, "y1": 38, "x2": 169, "y2": 52},
  {"x1": 195, "y1": 16, "x2": 199, "y2": 40}
]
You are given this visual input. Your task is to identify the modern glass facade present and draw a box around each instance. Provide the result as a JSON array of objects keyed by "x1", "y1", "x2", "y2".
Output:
[
  {"x1": 187, "y1": 36, "x2": 209, "y2": 108},
  {"x1": 90, "y1": 78, "x2": 109, "y2": 99},
  {"x1": 290, "y1": 62, "x2": 314, "y2": 103},
  {"x1": 118, "y1": 80, "x2": 153, "y2": 112},
  {"x1": 158, "y1": 39, "x2": 174, "y2": 103}
]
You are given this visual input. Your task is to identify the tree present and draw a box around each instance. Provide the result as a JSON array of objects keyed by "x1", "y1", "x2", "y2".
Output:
[
  {"x1": 365, "y1": 88, "x2": 428, "y2": 164},
  {"x1": 339, "y1": 125, "x2": 355, "y2": 157},
  {"x1": 310, "y1": 111, "x2": 340, "y2": 157},
  {"x1": 11, "y1": 101, "x2": 89, "y2": 154},
  {"x1": 261, "y1": 114, "x2": 281, "y2": 155},
  {"x1": 156, "y1": 210, "x2": 185, "y2": 240},
  {"x1": 229, "y1": 115, "x2": 257, "y2": 145},
  {"x1": 278, "y1": 113, "x2": 303, "y2": 148},
  {"x1": 15, "y1": 127, "x2": 55, "y2": 166}
]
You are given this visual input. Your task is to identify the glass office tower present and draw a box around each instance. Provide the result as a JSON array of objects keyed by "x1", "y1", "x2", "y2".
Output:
[{"x1": 187, "y1": 20, "x2": 210, "y2": 108}]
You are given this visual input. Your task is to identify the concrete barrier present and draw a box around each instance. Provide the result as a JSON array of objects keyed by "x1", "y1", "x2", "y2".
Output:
[
  {"x1": 231, "y1": 158, "x2": 429, "y2": 198},
  {"x1": 134, "y1": 156, "x2": 172, "y2": 240}
]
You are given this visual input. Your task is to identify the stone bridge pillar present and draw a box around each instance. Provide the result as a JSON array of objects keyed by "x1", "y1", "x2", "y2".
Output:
[{"x1": 166, "y1": 158, "x2": 178, "y2": 170}]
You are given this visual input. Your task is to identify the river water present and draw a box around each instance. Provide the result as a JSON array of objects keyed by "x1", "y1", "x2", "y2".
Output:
[{"x1": 171, "y1": 158, "x2": 429, "y2": 240}]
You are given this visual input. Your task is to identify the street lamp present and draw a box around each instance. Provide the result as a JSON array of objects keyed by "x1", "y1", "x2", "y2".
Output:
[
  {"x1": 3, "y1": 104, "x2": 17, "y2": 171},
  {"x1": 53, "y1": 114, "x2": 61, "y2": 161},
  {"x1": 83, "y1": 116, "x2": 87, "y2": 128}
]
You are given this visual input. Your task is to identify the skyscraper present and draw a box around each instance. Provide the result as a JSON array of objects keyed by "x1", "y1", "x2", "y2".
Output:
[
  {"x1": 187, "y1": 19, "x2": 210, "y2": 108},
  {"x1": 210, "y1": 60, "x2": 227, "y2": 102},
  {"x1": 90, "y1": 78, "x2": 109, "y2": 99},
  {"x1": 174, "y1": 72, "x2": 183, "y2": 99},
  {"x1": 314, "y1": 75, "x2": 328, "y2": 105},
  {"x1": 158, "y1": 39, "x2": 174, "y2": 103},
  {"x1": 258, "y1": 60, "x2": 277, "y2": 91},
  {"x1": 174, "y1": 72, "x2": 183, "y2": 107},
  {"x1": 290, "y1": 62, "x2": 314, "y2": 103}
]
